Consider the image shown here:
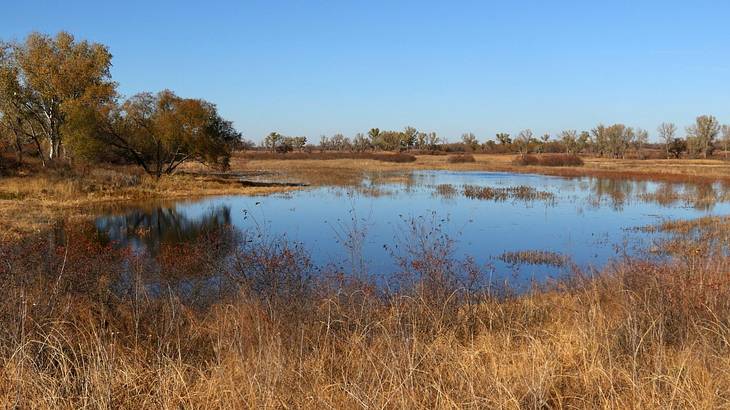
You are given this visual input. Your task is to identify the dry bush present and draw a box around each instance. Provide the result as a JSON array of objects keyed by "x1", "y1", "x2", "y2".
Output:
[
  {"x1": 513, "y1": 153, "x2": 584, "y2": 167},
  {"x1": 447, "y1": 153, "x2": 476, "y2": 163}
]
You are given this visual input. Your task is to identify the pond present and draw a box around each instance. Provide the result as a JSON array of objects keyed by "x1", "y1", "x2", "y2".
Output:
[{"x1": 94, "y1": 171, "x2": 730, "y2": 287}]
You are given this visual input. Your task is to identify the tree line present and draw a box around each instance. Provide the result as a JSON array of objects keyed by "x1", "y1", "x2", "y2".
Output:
[
  {"x1": 0, "y1": 32, "x2": 241, "y2": 177},
  {"x1": 261, "y1": 116, "x2": 730, "y2": 160}
]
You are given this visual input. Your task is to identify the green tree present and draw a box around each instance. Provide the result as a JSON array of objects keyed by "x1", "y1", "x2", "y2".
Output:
[
  {"x1": 495, "y1": 133, "x2": 511, "y2": 146},
  {"x1": 264, "y1": 132, "x2": 283, "y2": 152},
  {"x1": 65, "y1": 90, "x2": 239, "y2": 177},
  {"x1": 668, "y1": 138, "x2": 687, "y2": 158}
]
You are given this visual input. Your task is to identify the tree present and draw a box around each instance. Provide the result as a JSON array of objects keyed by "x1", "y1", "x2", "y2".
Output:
[
  {"x1": 65, "y1": 90, "x2": 240, "y2": 177},
  {"x1": 686, "y1": 115, "x2": 720, "y2": 159},
  {"x1": 535, "y1": 134, "x2": 550, "y2": 153},
  {"x1": 0, "y1": 43, "x2": 46, "y2": 165},
  {"x1": 599, "y1": 124, "x2": 633, "y2": 158},
  {"x1": 634, "y1": 128, "x2": 649, "y2": 159},
  {"x1": 668, "y1": 138, "x2": 687, "y2": 159},
  {"x1": 330, "y1": 133, "x2": 351, "y2": 151},
  {"x1": 514, "y1": 129, "x2": 533, "y2": 154},
  {"x1": 657, "y1": 122, "x2": 677, "y2": 158},
  {"x1": 9, "y1": 31, "x2": 115, "y2": 160},
  {"x1": 287, "y1": 136, "x2": 307, "y2": 151},
  {"x1": 577, "y1": 131, "x2": 590, "y2": 153},
  {"x1": 461, "y1": 132, "x2": 479, "y2": 151},
  {"x1": 721, "y1": 125, "x2": 730, "y2": 159},
  {"x1": 367, "y1": 128, "x2": 380, "y2": 143},
  {"x1": 495, "y1": 133, "x2": 511, "y2": 146},
  {"x1": 402, "y1": 126, "x2": 417, "y2": 149},
  {"x1": 590, "y1": 124, "x2": 608, "y2": 157},
  {"x1": 425, "y1": 132, "x2": 440, "y2": 150},
  {"x1": 559, "y1": 130, "x2": 578, "y2": 154},
  {"x1": 352, "y1": 133, "x2": 371, "y2": 152},
  {"x1": 264, "y1": 132, "x2": 283, "y2": 152}
]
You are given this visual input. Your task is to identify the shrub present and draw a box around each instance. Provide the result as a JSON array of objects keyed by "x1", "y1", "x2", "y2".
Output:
[
  {"x1": 513, "y1": 153, "x2": 584, "y2": 167},
  {"x1": 447, "y1": 153, "x2": 476, "y2": 163}
]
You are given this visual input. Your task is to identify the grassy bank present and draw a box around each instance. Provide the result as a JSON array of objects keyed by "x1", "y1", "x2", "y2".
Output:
[
  {"x1": 232, "y1": 152, "x2": 730, "y2": 186},
  {"x1": 0, "y1": 166, "x2": 293, "y2": 238},
  {"x1": 0, "y1": 215, "x2": 728, "y2": 408}
]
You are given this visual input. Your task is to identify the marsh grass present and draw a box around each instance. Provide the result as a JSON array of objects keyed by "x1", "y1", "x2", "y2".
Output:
[
  {"x1": 447, "y1": 153, "x2": 476, "y2": 163},
  {"x1": 513, "y1": 153, "x2": 585, "y2": 167},
  {"x1": 462, "y1": 184, "x2": 555, "y2": 202},
  {"x1": 1, "y1": 215, "x2": 730, "y2": 407},
  {"x1": 498, "y1": 250, "x2": 572, "y2": 267}
]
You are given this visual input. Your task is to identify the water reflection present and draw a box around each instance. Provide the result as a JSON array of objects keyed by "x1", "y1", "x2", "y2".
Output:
[
  {"x1": 96, "y1": 205, "x2": 233, "y2": 254},
  {"x1": 89, "y1": 171, "x2": 730, "y2": 287}
]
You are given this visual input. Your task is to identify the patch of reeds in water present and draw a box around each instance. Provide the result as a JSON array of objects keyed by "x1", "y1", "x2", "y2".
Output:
[
  {"x1": 498, "y1": 250, "x2": 571, "y2": 267},
  {"x1": 462, "y1": 184, "x2": 555, "y2": 202},
  {"x1": 433, "y1": 183, "x2": 458, "y2": 198}
]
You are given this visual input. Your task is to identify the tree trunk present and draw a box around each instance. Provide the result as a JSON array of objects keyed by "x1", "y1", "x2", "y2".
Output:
[{"x1": 13, "y1": 131, "x2": 23, "y2": 165}]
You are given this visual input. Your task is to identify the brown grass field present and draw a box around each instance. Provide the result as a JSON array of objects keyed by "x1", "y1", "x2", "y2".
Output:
[
  {"x1": 0, "y1": 213, "x2": 729, "y2": 408},
  {"x1": 2, "y1": 153, "x2": 730, "y2": 408}
]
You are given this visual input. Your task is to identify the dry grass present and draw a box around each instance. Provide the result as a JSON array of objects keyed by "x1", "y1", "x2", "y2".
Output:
[
  {"x1": 229, "y1": 152, "x2": 730, "y2": 187},
  {"x1": 0, "y1": 168, "x2": 293, "y2": 238},
  {"x1": 1, "y1": 216, "x2": 730, "y2": 408},
  {"x1": 447, "y1": 153, "x2": 476, "y2": 163},
  {"x1": 513, "y1": 153, "x2": 584, "y2": 167}
]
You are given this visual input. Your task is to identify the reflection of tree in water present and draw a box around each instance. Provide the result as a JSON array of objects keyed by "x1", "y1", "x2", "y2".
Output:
[
  {"x1": 586, "y1": 177, "x2": 639, "y2": 211},
  {"x1": 96, "y1": 205, "x2": 233, "y2": 254},
  {"x1": 639, "y1": 182, "x2": 730, "y2": 211},
  {"x1": 90, "y1": 205, "x2": 239, "y2": 308}
]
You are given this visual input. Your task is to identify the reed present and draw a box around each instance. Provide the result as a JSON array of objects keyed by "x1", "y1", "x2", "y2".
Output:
[{"x1": 0, "y1": 216, "x2": 728, "y2": 408}]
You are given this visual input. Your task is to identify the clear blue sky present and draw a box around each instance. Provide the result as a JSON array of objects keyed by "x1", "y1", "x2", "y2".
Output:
[{"x1": 3, "y1": 1, "x2": 729, "y2": 142}]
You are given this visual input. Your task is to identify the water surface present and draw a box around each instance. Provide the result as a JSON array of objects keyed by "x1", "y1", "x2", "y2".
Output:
[{"x1": 94, "y1": 171, "x2": 730, "y2": 285}]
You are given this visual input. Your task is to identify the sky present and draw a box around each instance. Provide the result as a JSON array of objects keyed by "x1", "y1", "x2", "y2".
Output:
[{"x1": 2, "y1": 1, "x2": 730, "y2": 142}]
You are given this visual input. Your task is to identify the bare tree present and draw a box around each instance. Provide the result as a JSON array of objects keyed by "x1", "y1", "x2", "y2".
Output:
[
  {"x1": 559, "y1": 130, "x2": 578, "y2": 154},
  {"x1": 722, "y1": 125, "x2": 730, "y2": 159},
  {"x1": 514, "y1": 129, "x2": 533, "y2": 155},
  {"x1": 657, "y1": 122, "x2": 677, "y2": 158},
  {"x1": 634, "y1": 128, "x2": 649, "y2": 159}
]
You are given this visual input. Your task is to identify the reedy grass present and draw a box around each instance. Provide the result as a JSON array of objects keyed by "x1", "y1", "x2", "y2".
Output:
[{"x1": 1, "y1": 217, "x2": 730, "y2": 408}]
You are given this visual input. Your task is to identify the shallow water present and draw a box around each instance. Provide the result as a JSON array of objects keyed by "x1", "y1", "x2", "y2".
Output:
[{"x1": 94, "y1": 171, "x2": 730, "y2": 286}]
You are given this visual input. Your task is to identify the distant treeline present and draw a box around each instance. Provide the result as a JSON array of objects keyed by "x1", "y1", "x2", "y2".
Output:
[{"x1": 258, "y1": 118, "x2": 730, "y2": 160}]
